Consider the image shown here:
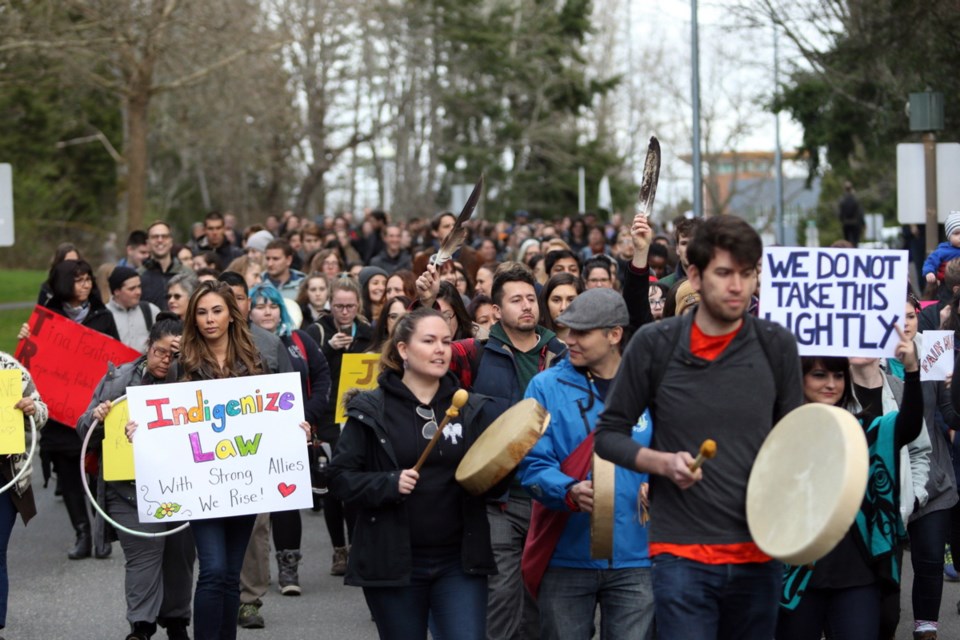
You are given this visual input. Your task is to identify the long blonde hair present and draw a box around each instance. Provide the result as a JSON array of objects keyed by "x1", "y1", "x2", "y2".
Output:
[{"x1": 179, "y1": 281, "x2": 262, "y2": 380}]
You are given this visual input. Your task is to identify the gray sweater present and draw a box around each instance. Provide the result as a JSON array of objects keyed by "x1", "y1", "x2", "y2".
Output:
[{"x1": 595, "y1": 313, "x2": 803, "y2": 546}]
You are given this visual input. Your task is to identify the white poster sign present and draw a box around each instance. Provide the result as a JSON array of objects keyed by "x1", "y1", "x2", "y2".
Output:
[
  {"x1": 760, "y1": 247, "x2": 908, "y2": 357},
  {"x1": 919, "y1": 330, "x2": 955, "y2": 381},
  {"x1": 127, "y1": 372, "x2": 311, "y2": 523}
]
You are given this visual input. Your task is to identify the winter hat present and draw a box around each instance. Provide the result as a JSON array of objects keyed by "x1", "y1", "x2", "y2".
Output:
[
  {"x1": 946, "y1": 211, "x2": 960, "y2": 238},
  {"x1": 358, "y1": 266, "x2": 388, "y2": 291},
  {"x1": 108, "y1": 266, "x2": 139, "y2": 293},
  {"x1": 246, "y1": 230, "x2": 274, "y2": 254}
]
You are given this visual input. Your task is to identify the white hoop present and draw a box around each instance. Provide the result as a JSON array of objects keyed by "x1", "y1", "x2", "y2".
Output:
[
  {"x1": 0, "y1": 415, "x2": 37, "y2": 495},
  {"x1": 80, "y1": 396, "x2": 189, "y2": 539}
]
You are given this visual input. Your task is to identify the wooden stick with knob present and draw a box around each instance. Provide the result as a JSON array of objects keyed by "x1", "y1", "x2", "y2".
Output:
[
  {"x1": 413, "y1": 389, "x2": 469, "y2": 472},
  {"x1": 688, "y1": 439, "x2": 717, "y2": 472}
]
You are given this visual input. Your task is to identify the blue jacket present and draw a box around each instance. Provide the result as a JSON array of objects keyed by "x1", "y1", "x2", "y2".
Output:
[
  {"x1": 520, "y1": 357, "x2": 652, "y2": 569},
  {"x1": 922, "y1": 242, "x2": 960, "y2": 278}
]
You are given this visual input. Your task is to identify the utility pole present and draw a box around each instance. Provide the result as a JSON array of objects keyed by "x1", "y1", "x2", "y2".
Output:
[{"x1": 691, "y1": 0, "x2": 703, "y2": 217}]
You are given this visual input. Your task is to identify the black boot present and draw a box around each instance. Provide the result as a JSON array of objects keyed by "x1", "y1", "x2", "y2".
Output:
[
  {"x1": 158, "y1": 617, "x2": 190, "y2": 640},
  {"x1": 125, "y1": 620, "x2": 157, "y2": 640},
  {"x1": 68, "y1": 522, "x2": 91, "y2": 560}
]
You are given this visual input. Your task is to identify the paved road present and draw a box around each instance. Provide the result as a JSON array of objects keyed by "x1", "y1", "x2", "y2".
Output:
[{"x1": 5, "y1": 466, "x2": 960, "y2": 639}]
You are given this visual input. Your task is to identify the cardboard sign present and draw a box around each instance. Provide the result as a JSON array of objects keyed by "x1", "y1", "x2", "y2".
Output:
[
  {"x1": 335, "y1": 353, "x2": 380, "y2": 424},
  {"x1": 919, "y1": 331, "x2": 955, "y2": 382},
  {"x1": 127, "y1": 372, "x2": 311, "y2": 523},
  {"x1": 0, "y1": 370, "x2": 25, "y2": 454},
  {"x1": 103, "y1": 399, "x2": 135, "y2": 481},
  {"x1": 760, "y1": 248, "x2": 909, "y2": 357},
  {"x1": 14, "y1": 306, "x2": 140, "y2": 426}
]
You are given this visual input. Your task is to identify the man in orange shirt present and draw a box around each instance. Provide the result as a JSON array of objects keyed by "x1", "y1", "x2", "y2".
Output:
[{"x1": 595, "y1": 215, "x2": 803, "y2": 640}]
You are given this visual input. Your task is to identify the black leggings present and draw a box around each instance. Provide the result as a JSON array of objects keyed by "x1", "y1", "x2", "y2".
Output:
[
  {"x1": 323, "y1": 494, "x2": 356, "y2": 548},
  {"x1": 775, "y1": 583, "x2": 880, "y2": 640},
  {"x1": 909, "y1": 508, "x2": 951, "y2": 622},
  {"x1": 270, "y1": 510, "x2": 302, "y2": 551},
  {"x1": 47, "y1": 451, "x2": 90, "y2": 530}
]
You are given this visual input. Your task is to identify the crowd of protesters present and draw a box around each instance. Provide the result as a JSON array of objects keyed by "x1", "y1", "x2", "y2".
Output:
[{"x1": 5, "y1": 203, "x2": 960, "y2": 640}]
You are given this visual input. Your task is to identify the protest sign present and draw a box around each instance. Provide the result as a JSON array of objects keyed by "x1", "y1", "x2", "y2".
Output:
[
  {"x1": 127, "y1": 372, "x2": 312, "y2": 523},
  {"x1": 0, "y1": 370, "x2": 25, "y2": 454},
  {"x1": 919, "y1": 331, "x2": 954, "y2": 381},
  {"x1": 335, "y1": 353, "x2": 380, "y2": 424},
  {"x1": 14, "y1": 306, "x2": 140, "y2": 426},
  {"x1": 760, "y1": 247, "x2": 908, "y2": 357},
  {"x1": 103, "y1": 398, "x2": 135, "y2": 481}
]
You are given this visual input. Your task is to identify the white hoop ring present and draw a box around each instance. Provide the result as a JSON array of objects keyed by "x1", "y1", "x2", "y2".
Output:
[
  {"x1": 80, "y1": 396, "x2": 189, "y2": 539},
  {"x1": 0, "y1": 415, "x2": 37, "y2": 495}
]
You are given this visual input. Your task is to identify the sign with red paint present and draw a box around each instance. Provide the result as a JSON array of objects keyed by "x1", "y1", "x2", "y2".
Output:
[{"x1": 14, "y1": 306, "x2": 140, "y2": 426}]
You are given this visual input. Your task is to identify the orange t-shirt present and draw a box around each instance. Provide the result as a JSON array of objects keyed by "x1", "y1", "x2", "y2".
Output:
[{"x1": 648, "y1": 319, "x2": 770, "y2": 565}]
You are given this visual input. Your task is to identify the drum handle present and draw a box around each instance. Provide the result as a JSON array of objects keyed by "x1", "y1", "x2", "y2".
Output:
[
  {"x1": 413, "y1": 389, "x2": 468, "y2": 473},
  {"x1": 688, "y1": 439, "x2": 717, "y2": 472}
]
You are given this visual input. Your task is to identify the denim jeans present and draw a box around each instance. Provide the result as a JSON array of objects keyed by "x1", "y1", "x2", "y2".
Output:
[
  {"x1": 775, "y1": 583, "x2": 880, "y2": 640},
  {"x1": 363, "y1": 551, "x2": 487, "y2": 640},
  {"x1": 652, "y1": 554, "x2": 782, "y2": 640},
  {"x1": 0, "y1": 491, "x2": 16, "y2": 628},
  {"x1": 538, "y1": 566, "x2": 654, "y2": 640},
  {"x1": 190, "y1": 514, "x2": 256, "y2": 640},
  {"x1": 909, "y1": 508, "x2": 952, "y2": 621}
]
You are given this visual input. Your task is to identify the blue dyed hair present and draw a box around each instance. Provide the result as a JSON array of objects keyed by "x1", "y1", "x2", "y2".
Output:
[{"x1": 248, "y1": 283, "x2": 295, "y2": 337}]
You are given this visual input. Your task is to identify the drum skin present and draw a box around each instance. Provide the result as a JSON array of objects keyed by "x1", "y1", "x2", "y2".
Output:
[
  {"x1": 746, "y1": 404, "x2": 869, "y2": 565},
  {"x1": 590, "y1": 453, "x2": 615, "y2": 559},
  {"x1": 456, "y1": 398, "x2": 550, "y2": 496}
]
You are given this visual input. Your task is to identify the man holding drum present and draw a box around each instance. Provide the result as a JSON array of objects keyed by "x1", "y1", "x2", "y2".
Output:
[
  {"x1": 596, "y1": 215, "x2": 803, "y2": 640},
  {"x1": 520, "y1": 288, "x2": 655, "y2": 640}
]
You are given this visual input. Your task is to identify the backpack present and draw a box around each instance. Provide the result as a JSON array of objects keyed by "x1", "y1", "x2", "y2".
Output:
[{"x1": 138, "y1": 301, "x2": 154, "y2": 331}]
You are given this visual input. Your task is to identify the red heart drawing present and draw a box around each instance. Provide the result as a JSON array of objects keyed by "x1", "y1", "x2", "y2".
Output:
[{"x1": 278, "y1": 483, "x2": 296, "y2": 498}]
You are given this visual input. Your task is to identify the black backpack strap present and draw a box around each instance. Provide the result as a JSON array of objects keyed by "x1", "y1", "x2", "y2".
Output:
[
  {"x1": 650, "y1": 320, "x2": 686, "y2": 404},
  {"x1": 752, "y1": 320, "x2": 784, "y2": 421},
  {"x1": 139, "y1": 302, "x2": 154, "y2": 331}
]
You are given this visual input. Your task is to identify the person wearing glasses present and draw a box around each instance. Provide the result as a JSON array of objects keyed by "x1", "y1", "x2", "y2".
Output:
[
  {"x1": 163, "y1": 272, "x2": 198, "y2": 323},
  {"x1": 648, "y1": 282, "x2": 668, "y2": 322},
  {"x1": 306, "y1": 275, "x2": 374, "y2": 575},
  {"x1": 77, "y1": 313, "x2": 195, "y2": 640},
  {"x1": 139, "y1": 221, "x2": 195, "y2": 311},
  {"x1": 25, "y1": 259, "x2": 120, "y2": 561},
  {"x1": 329, "y1": 307, "x2": 502, "y2": 640}
]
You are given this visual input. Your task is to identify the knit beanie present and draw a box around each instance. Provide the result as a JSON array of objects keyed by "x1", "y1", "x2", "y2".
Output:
[
  {"x1": 946, "y1": 211, "x2": 960, "y2": 238},
  {"x1": 108, "y1": 266, "x2": 139, "y2": 293}
]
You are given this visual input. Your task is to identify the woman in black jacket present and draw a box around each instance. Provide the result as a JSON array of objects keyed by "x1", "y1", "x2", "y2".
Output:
[
  {"x1": 329, "y1": 307, "x2": 499, "y2": 640},
  {"x1": 38, "y1": 259, "x2": 120, "y2": 559}
]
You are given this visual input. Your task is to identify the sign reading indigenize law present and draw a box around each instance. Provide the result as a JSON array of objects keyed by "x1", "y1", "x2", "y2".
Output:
[
  {"x1": 127, "y1": 372, "x2": 312, "y2": 523},
  {"x1": 760, "y1": 247, "x2": 909, "y2": 357},
  {"x1": 14, "y1": 306, "x2": 140, "y2": 426}
]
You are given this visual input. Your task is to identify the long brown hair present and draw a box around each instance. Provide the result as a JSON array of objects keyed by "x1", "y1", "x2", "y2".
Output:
[{"x1": 179, "y1": 280, "x2": 262, "y2": 380}]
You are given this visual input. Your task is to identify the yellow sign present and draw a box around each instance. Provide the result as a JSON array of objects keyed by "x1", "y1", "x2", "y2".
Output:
[
  {"x1": 103, "y1": 398, "x2": 135, "y2": 481},
  {"x1": 0, "y1": 370, "x2": 25, "y2": 454},
  {"x1": 335, "y1": 353, "x2": 381, "y2": 424}
]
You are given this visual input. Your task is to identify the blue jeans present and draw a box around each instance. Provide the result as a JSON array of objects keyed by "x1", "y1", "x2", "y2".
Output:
[
  {"x1": 0, "y1": 491, "x2": 16, "y2": 629},
  {"x1": 652, "y1": 554, "x2": 782, "y2": 640},
  {"x1": 363, "y1": 551, "x2": 487, "y2": 640},
  {"x1": 190, "y1": 515, "x2": 256, "y2": 640},
  {"x1": 538, "y1": 566, "x2": 654, "y2": 640}
]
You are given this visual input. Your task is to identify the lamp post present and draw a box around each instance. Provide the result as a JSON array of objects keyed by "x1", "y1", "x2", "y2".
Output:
[{"x1": 691, "y1": 0, "x2": 703, "y2": 217}]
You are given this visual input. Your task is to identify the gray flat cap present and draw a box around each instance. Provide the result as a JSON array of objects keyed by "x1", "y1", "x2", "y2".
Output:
[{"x1": 556, "y1": 288, "x2": 629, "y2": 330}]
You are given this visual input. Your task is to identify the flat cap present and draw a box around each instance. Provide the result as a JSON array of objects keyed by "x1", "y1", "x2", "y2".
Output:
[{"x1": 556, "y1": 288, "x2": 629, "y2": 330}]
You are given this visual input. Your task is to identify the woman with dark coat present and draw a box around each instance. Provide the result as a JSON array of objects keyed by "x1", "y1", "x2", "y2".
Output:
[
  {"x1": 329, "y1": 307, "x2": 503, "y2": 640},
  {"x1": 35, "y1": 259, "x2": 120, "y2": 560}
]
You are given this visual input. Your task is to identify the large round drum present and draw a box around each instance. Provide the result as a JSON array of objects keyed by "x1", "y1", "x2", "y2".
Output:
[
  {"x1": 746, "y1": 404, "x2": 869, "y2": 565},
  {"x1": 590, "y1": 453, "x2": 615, "y2": 560},
  {"x1": 456, "y1": 398, "x2": 550, "y2": 496}
]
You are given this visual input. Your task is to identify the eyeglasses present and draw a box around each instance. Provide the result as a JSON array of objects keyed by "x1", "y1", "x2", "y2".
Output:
[
  {"x1": 166, "y1": 293, "x2": 184, "y2": 300},
  {"x1": 416, "y1": 405, "x2": 438, "y2": 439},
  {"x1": 148, "y1": 233, "x2": 171, "y2": 241},
  {"x1": 333, "y1": 303, "x2": 357, "y2": 312},
  {"x1": 649, "y1": 298, "x2": 665, "y2": 308},
  {"x1": 149, "y1": 346, "x2": 177, "y2": 362}
]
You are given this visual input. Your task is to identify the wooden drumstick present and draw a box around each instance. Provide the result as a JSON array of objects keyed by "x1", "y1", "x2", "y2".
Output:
[
  {"x1": 688, "y1": 439, "x2": 717, "y2": 472},
  {"x1": 413, "y1": 389, "x2": 469, "y2": 472}
]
